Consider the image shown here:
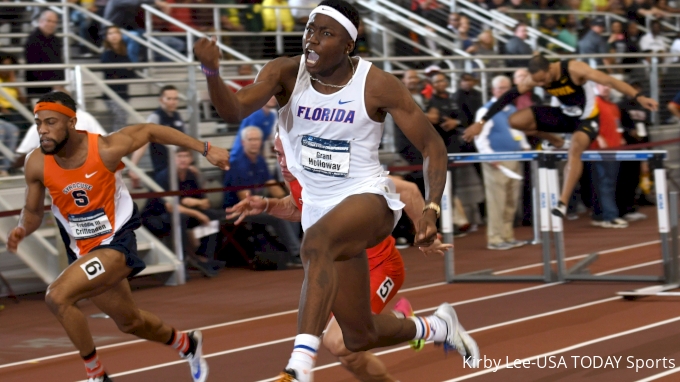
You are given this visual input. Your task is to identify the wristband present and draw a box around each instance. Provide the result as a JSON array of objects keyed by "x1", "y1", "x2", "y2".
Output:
[
  {"x1": 202, "y1": 141, "x2": 211, "y2": 157},
  {"x1": 201, "y1": 64, "x2": 219, "y2": 77},
  {"x1": 634, "y1": 92, "x2": 644, "y2": 100}
]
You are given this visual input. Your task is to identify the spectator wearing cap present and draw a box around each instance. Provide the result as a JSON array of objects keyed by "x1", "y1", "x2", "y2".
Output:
[
  {"x1": 421, "y1": 65, "x2": 441, "y2": 100},
  {"x1": 577, "y1": 17, "x2": 613, "y2": 70},
  {"x1": 503, "y1": 23, "x2": 533, "y2": 69}
]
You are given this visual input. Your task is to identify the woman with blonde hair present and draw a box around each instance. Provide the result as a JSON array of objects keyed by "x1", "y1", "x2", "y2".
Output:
[{"x1": 101, "y1": 25, "x2": 135, "y2": 131}]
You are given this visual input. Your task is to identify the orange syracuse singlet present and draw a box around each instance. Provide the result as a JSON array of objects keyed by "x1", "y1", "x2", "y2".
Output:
[{"x1": 43, "y1": 132, "x2": 134, "y2": 258}]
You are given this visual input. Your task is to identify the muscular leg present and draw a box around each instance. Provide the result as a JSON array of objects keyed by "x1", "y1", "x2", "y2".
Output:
[
  {"x1": 323, "y1": 317, "x2": 396, "y2": 382},
  {"x1": 297, "y1": 194, "x2": 395, "y2": 337},
  {"x1": 559, "y1": 131, "x2": 591, "y2": 205},
  {"x1": 508, "y1": 108, "x2": 565, "y2": 147},
  {"x1": 44, "y1": 248, "x2": 139, "y2": 357},
  {"x1": 89, "y1": 279, "x2": 173, "y2": 344}
]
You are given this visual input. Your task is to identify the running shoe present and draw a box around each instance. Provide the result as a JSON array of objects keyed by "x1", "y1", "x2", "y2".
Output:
[
  {"x1": 551, "y1": 201, "x2": 567, "y2": 218},
  {"x1": 182, "y1": 331, "x2": 208, "y2": 382},
  {"x1": 276, "y1": 369, "x2": 299, "y2": 382},
  {"x1": 87, "y1": 374, "x2": 112, "y2": 382},
  {"x1": 433, "y1": 303, "x2": 480, "y2": 368},
  {"x1": 393, "y1": 298, "x2": 425, "y2": 351}
]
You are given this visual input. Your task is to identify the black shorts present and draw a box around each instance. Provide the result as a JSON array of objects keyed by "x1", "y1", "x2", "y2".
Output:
[
  {"x1": 59, "y1": 205, "x2": 147, "y2": 278},
  {"x1": 531, "y1": 106, "x2": 600, "y2": 142}
]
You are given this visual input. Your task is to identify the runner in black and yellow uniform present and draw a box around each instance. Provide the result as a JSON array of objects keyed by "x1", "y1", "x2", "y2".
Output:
[{"x1": 464, "y1": 54, "x2": 658, "y2": 218}]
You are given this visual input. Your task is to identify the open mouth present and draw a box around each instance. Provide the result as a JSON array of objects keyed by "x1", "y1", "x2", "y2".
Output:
[{"x1": 306, "y1": 49, "x2": 320, "y2": 66}]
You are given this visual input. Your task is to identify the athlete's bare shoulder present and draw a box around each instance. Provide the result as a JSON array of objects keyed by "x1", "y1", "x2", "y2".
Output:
[
  {"x1": 364, "y1": 65, "x2": 409, "y2": 120},
  {"x1": 258, "y1": 56, "x2": 300, "y2": 91},
  {"x1": 24, "y1": 148, "x2": 45, "y2": 185},
  {"x1": 566, "y1": 60, "x2": 591, "y2": 85}
]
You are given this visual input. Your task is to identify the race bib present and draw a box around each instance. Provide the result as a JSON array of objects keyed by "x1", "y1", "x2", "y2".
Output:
[
  {"x1": 300, "y1": 135, "x2": 350, "y2": 178},
  {"x1": 68, "y1": 208, "x2": 113, "y2": 240},
  {"x1": 561, "y1": 105, "x2": 583, "y2": 117}
]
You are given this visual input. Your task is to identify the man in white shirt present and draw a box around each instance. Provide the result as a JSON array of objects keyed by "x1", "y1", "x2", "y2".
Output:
[
  {"x1": 474, "y1": 75, "x2": 529, "y2": 250},
  {"x1": 640, "y1": 20, "x2": 668, "y2": 53}
]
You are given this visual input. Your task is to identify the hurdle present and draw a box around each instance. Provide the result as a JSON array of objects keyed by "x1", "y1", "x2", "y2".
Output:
[{"x1": 443, "y1": 150, "x2": 670, "y2": 284}]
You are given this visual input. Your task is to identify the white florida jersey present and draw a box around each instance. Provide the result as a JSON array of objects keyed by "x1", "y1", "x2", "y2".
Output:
[{"x1": 278, "y1": 56, "x2": 387, "y2": 208}]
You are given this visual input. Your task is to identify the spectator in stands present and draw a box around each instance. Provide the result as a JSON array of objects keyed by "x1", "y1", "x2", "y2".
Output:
[
  {"x1": 617, "y1": 81, "x2": 649, "y2": 222},
  {"x1": 627, "y1": 0, "x2": 665, "y2": 26},
  {"x1": 421, "y1": 65, "x2": 441, "y2": 101},
  {"x1": 223, "y1": 126, "x2": 301, "y2": 265},
  {"x1": 394, "y1": 70, "x2": 425, "y2": 164},
  {"x1": 69, "y1": 0, "x2": 98, "y2": 56},
  {"x1": 456, "y1": 17, "x2": 473, "y2": 51},
  {"x1": 466, "y1": 30, "x2": 502, "y2": 69},
  {"x1": 0, "y1": 119, "x2": 18, "y2": 175},
  {"x1": 354, "y1": 19, "x2": 371, "y2": 57},
  {"x1": 231, "y1": 96, "x2": 278, "y2": 158},
  {"x1": 262, "y1": 0, "x2": 295, "y2": 57},
  {"x1": 670, "y1": 32, "x2": 680, "y2": 63},
  {"x1": 474, "y1": 75, "x2": 528, "y2": 250},
  {"x1": 578, "y1": 17, "x2": 613, "y2": 70},
  {"x1": 24, "y1": 10, "x2": 64, "y2": 98},
  {"x1": 504, "y1": 23, "x2": 533, "y2": 69},
  {"x1": 0, "y1": 54, "x2": 28, "y2": 129},
  {"x1": 130, "y1": 85, "x2": 185, "y2": 185},
  {"x1": 622, "y1": 22, "x2": 643, "y2": 72},
  {"x1": 452, "y1": 72, "x2": 482, "y2": 130},
  {"x1": 104, "y1": 0, "x2": 170, "y2": 62},
  {"x1": 656, "y1": 0, "x2": 680, "y2": 15},
  {"x1": 446, "y1": 12, "x2": 461, "y2": 36},
  {"x1": 101, "y1": 26, "x2": 135, "y2": 131},
  {"x1": 13, "y1": 93, "x2": 107, "y2": 168},
  {"x1": 142, "y1": 146, "x2": 223, "y2": 277},
  {"x1": 640, "y1": 20, "x2": 668, "y2": 54},
  {"x1": 557, "y1": 14, "x2": 578, "y2": 51},
  {"x1": 589, "y1": 83, "x2": 628, "y2": 228},
  {"x1": 426, "y1": 73, "x2": 462, "y2": 154},
  {"x1": 229, "y1": 64, "x2": 256, "y2": 92},
  {"x1": 505, "y1": 0, "x2": 532, "y2": 23}
]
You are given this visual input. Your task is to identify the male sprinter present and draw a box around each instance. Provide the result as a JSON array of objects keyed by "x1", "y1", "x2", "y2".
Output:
[
  {"x1": 194, "y1": 1, "x2": 479, "y2": 380},
  {"x1": 227, "y1": 134, "x2": 451, "y2": 381},
  {"x1": 6, "y1": 92, "x2": 230, "y2": 382},
  {"x1": 463, "y1": 54, "x2": 658, "y2": 218}
]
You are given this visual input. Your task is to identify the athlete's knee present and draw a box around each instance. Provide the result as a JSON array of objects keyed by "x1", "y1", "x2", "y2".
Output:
[
  {"x1": 508, "y1": 111, "x2": 532, "y2": 130},
  {"x1": 44, "y1": 284, "x2": 73, "y2": 315},
  {"x1": 300, "y1": 226, "x2": 331, "y2": 264},
  {"x1": 338, "y1": 351, "x2": 365, "y2": 370},
  {"x1": 323, "y1": 330, "x2": 351, "y2": 357},
  {"x1": 343, "y1": 329, "x2": 378, "y2": 352},
  {"x1": 114, "y1": 312, "x2": 145, "y2": 335}
]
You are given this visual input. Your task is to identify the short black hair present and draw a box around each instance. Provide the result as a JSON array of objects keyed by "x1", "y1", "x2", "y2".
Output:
[
  {"x1": 159, "y1": 85, "x2": 177, "y2": 97},
  {"x1": 318, "y1": 0, "x2": 360, "y2": 31},
  {"x1": 528, "y1": 54, "x2": 551, "y2": 74},
  {"x1": 37, "y1": 91, "x2": 77, "y2": 113}
]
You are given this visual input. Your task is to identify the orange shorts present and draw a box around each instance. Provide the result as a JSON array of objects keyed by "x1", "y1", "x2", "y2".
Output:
[{"x1": 369, "y1": 246, "x2": 405, "y2": 314}]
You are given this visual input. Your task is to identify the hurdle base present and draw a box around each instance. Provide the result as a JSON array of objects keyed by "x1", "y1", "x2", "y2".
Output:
[
  {"x1": 617, "y1": 283, "x2": 680, "y2": 300},
  {"x1": 566, "y1": 253, "x2": 599, "y2": 275}
]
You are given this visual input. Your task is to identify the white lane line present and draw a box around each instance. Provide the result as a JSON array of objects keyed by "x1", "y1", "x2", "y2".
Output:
[
  {"x1": 443, "y1": 316, "x2": 680, "y2": 381},
  {"x1": 636, "y1": 366, "x2": 680, "y2": 381},
  {"x1": 254, "y1": 296, "x2": 622, "y2": 382},
  {"x1": 0, "y1": 280, "x2": 513, "y2": 369},
  {"x1": 494, "y1": 239, "x2": 661, "y2": 275},
  {"x1": 595, "y1": 260, "x2": 662, "y2": 275}
]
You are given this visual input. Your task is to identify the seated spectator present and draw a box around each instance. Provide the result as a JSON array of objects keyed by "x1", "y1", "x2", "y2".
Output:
[
  {"x1": 101, "y1": 26, "x2": 135, "y2": 131},
  {"x1": 229, "y1": 64, "x2": 255, "y2": 92},
  {"x1": 354, "y1": 19, "x2": 370, "y2": 57},
  {"x1": 24, "y1": 10, "x2": 64, "y2": 98},
  {"x1": 104, "y1": 0, "x2": 170, "y2": 62},
  {"x1": 466, "y1": 30, "x2": 502, "y2": 69},
  {"x1": 622, "y1": 22, "x2": 643, "y2": 71},
  {"x1": 0, "y1": 119, "x2": 18, "y2": 175},
  {"x1": 142, "y1": 147, "x2": 224, "y2": 277},
  {"x1": 504, "y1": 23, "x2": 533, "y2": 69},
  {"x1": 589, "y1": 84, "x2": 628, "y2": 228},
  {"x1": 231, "y1": 96, "x2": 278, "y2": 159},
  {"x1": 640, "y1": 20, "x2": 668, "y2": 54},
  {"x1": 557, "y1": 14, "x2": 578, "y2": 51},
  {"x1": 224, "y1": 126, "x2": 302, "y2": 265},
  {"x1": 69, "y1": 0, "x2": 98, "y2": 56},
  {"x1": 456, "y1": 18, "x2": 473, "y2": 51},
  {"x1": 627, "y1": 0, "x2": 665, "y2": 26},
  {"x1": 0, "y1": 54, "x2": 29, "y2": 129},
  {"x1": 578, "y1": 17, "x2": 612, "y2": 69}
]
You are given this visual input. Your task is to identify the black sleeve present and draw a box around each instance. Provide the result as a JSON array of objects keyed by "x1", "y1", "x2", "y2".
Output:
[{"x1": 481, "y1": 86, "x2": 522, "y2": 122}]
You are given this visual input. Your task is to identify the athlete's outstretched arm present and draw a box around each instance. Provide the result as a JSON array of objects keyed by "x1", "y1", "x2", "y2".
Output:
[
  {"x1": 99, "y1": 123, "x2": 230, "y2": 171},
  {"x1": 193, "y1": 37, "x2": 287, "y2": 122},
  {"x1": 573, "y1": 60, "x2": 659, "y2": 111},
  {"x1": 377, "y1": 72, "x2": 446, "y2": 245},
  {"x1": 225, "y1": 195, "x2": 301, "y2": 224},
  {"x1": 7, "y1": 151, "x2": 45, "y2": 253}
]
